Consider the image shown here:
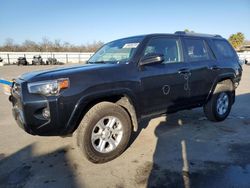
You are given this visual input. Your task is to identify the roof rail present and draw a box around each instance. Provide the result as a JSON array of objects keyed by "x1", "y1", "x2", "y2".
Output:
[
  {"x1": 214, "y1": 34, "x2": 222, "y2": 38},
  {"x1": 175, "y1": 31, "x2": 186, "y2": 35},
  {"x1": 174, "y1": 31, "x2": 222, "y2": 38}
]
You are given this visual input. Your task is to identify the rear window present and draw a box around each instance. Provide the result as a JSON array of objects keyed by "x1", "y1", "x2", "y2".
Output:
[
  {"x1": 184, "y1": 39, "x2": 210, "y2": 62},
  {"x1": 213, "y1": 40, "x2": 235, "y2": 58}
]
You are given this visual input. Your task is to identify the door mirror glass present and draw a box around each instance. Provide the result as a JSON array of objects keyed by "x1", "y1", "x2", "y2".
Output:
[{"x1": 140, "y1": 53, "x2": 164, "y2": 66}]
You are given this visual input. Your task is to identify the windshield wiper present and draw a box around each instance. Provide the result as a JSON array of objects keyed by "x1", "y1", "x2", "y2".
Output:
[{"x1": 88, "y1": 61, "x2": 105, "y2": 64}]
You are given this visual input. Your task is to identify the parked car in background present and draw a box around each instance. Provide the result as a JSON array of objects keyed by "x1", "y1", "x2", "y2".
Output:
[
  {"x1": 0, "y1": 57, "x2": 3, "y2": 66},
  {"x1": 238, "y1": 55, "x2": 250, "y2": 65},
  {"x1": 46, "y1": 57, "x2": 63, "y2": 65},
  {"x1": 32, "y1": 55, "x2": 45, "y2": 65},
  {"x1": 46, "y1": 57, "x2": 57, "y2": 65},
  {"x1": 244, "y1": 58, "x2": 249, "y2": 65},
  {"x1": 17, "y1": 57, "x2": 28, "y2": 66}
]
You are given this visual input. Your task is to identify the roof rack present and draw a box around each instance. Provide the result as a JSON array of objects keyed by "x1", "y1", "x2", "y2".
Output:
[{"x1": 174, "y1": 31, "x2": 222, "y2": 38}]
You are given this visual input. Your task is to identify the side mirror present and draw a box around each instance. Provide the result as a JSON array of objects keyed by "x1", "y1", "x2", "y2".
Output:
[{"x1": 140, "y1": 53, "x2": 164, "y2": 66}]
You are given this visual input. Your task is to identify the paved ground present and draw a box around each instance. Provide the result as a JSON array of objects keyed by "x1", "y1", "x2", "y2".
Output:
[{"x1": 0, "y1": 64, "x2": 250, "y2": 188}]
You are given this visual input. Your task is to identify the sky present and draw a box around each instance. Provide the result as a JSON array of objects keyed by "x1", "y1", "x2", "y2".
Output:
[{"x1": 0, "y1": 0, "x2": 250, "y2": 45}]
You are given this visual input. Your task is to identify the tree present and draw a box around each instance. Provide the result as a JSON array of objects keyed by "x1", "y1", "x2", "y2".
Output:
[
  {"x1": 53, "y1": 39, "x2": 62, "y2": 52},
  {"x1": 0, "y1": 38, "x2": 104, "y2": 52},
  {"x1": 228, "y1": 32, "x2": 245, "y2": 49},
  {"x1": 2, "y1": 38, "x2": 15, "y2": 51},
  {"x1": 85, "y1": 41, "x2": 104, "y2": 52},
  {"x1": 22, "y1": 40, "x2": 40, "y2": 51},
  {"x1": 184, "y1": 29, "x2": 195, "y2": 33},
  {"x1": 40, "y1": 37, "x2": 53, "y2": 52}
]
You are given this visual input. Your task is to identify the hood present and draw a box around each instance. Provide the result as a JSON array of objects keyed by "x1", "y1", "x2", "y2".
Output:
[{"x1": 19, "y1": 63, "x2": 118, "y2": 82}]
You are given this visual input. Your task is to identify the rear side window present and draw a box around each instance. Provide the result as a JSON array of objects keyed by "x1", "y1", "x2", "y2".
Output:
[
  {"x1": 213, "y1": 40, "x2": 235, "y2": 58},
  {"x1": 184, "y1": 39, "x2": 210, "y2": 62}
]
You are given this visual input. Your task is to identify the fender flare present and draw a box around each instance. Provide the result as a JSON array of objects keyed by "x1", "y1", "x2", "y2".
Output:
[
  {"x1": 64, "y1": 88, "x2": 139, "y2": 134},
  {"x1": 206, "y1": 73, "x2": 235, "y2": 103}
]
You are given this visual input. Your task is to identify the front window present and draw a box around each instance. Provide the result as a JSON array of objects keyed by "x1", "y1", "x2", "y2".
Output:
[
  {"x1": 88, "y1": 36, "x2": 144, "y2": 64},
  {"x1": 143, "y1": 37, "x2": 181, "y2": 64}
]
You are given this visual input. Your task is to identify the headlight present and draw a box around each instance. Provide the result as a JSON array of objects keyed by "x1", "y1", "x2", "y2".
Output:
[{"x1": 28, "y1": 78, "x2": 69, "y2": 96}]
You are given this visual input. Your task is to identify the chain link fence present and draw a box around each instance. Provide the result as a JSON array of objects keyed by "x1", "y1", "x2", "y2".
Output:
[{"x1": 0, "y1": 52, "x2": 94, "y2": 65}]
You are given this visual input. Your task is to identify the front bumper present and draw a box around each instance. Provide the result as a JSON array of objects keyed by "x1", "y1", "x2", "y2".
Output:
[
  {"x1": 12, "y1": 104, "x2": 26, "y2": 130},
  {"x1": 10, "y1": 80, "x2": 74, "y2": 136}
]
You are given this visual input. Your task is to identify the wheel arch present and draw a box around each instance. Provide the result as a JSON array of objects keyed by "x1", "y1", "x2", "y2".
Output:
[
  {"x1": 206, "y1": 73, "x2": 235, "y2": 103},
  {"x1": 65, "y1": 90, "x2": 139, "y2": 134}
]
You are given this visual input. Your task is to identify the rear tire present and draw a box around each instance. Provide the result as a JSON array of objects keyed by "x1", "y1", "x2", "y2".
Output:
[
  {"x1": 76, "y1": 102, "x2": 132, "y2": 163},
  {"x1": 203, "y1": 84, "x2": 233, "y2": 122}
]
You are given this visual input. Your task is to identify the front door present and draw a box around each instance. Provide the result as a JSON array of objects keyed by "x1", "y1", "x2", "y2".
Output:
[{"x1": 139, "y1": 37, "x2": 191, "y2": 116}]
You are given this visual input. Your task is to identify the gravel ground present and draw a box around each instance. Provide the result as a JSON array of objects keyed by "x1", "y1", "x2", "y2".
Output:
[{"x1": 0, "y1": 64, "x2": 250, "y2": 188}]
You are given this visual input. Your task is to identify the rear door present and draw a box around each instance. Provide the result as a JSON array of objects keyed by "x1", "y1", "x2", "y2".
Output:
[{"x1": 182, "y1": 37, "x2": 217, "y2": 104}]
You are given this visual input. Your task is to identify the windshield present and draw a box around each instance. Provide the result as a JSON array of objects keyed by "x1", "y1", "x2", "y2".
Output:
[{"x1": 88, "y1": 36, "x2": 144, "y2": 64}]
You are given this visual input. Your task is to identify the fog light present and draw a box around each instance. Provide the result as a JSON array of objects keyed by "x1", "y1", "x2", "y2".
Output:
[
  {"x1": 42, "y1": 108, "x2": 50, "y2": 119},
  {"x1": 234, "y1": 82, "x2": 239, "y2": 88}
]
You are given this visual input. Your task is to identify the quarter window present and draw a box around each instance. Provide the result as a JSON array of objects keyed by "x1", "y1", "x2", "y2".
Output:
[
  {"x1": 184, "y1": 39, "x2": 210, "y2": 62},
  {"x1": 213, "y1": 40, "x2": 235, "y2": 58},
  {"x1": 144, "y1": 38, "x2": 181, "y2": 63}
]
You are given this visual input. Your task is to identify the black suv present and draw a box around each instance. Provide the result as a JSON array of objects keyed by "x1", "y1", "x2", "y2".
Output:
[{"x1": 10, "y1": 32, "x2": 242, "y2": 163}]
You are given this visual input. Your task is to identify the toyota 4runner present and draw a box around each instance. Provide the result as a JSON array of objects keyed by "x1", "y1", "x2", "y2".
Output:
[{"x1": 9, "y1": 32, "x2": 242, "y2": 163}]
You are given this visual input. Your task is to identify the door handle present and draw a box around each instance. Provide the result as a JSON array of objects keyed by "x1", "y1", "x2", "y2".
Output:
[
  {"x1": 178, "y1": 69, "x2": 191, "y2": 74},
  {"x1": 209, "y1": 66, "x2": 220, "y2": 70}
]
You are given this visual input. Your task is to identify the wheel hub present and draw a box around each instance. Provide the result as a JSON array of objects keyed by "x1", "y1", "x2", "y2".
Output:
[
  {"x1": 102, "y1": 128, "x2": 111, "y2": 139},
  {"x1": 91, "y1": 116, "x2": 123, "y2": 153},
  {"x1": 216, "y1": 92, "x2": 229, "y2": 116}
]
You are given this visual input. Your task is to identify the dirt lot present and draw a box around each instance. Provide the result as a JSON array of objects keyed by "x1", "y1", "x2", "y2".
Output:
[{"x1": 0, "y1": 64, "x2": 250, "y2": 188}]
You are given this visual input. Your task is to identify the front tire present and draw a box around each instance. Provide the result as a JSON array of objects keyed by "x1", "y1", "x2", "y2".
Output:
[
  {"x1": 76, "y1": 102, "x2": 132, "y2": 163},
  {"x1": 203, "y1": 84, "x2": 233, "y2": 122}
]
